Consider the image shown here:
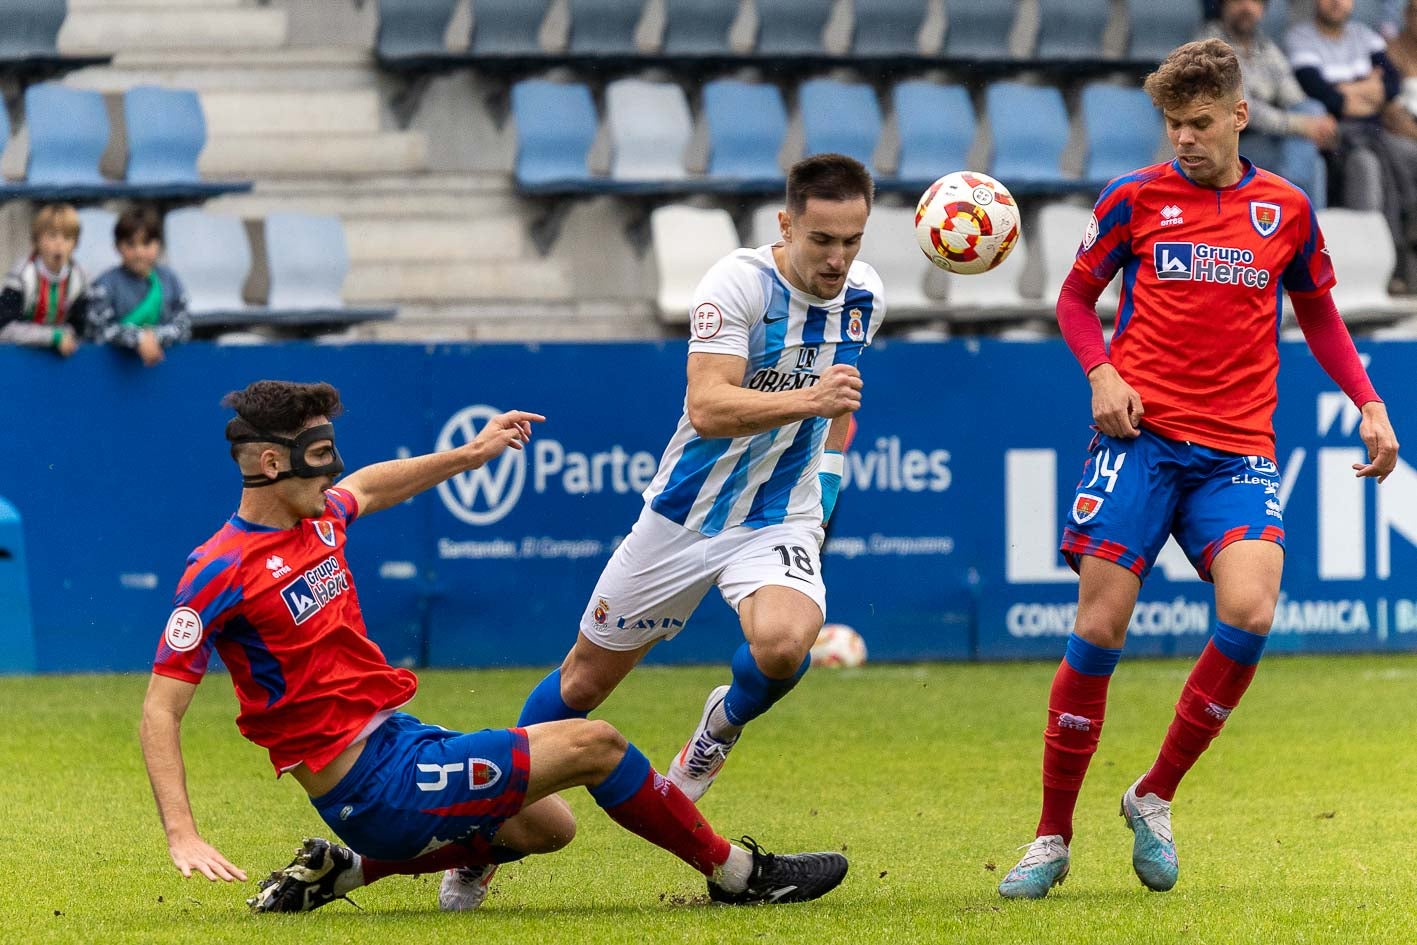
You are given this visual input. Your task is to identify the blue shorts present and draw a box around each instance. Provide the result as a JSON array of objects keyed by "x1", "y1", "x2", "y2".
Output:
[
  {"x1": 310, "y1": 712, "x2": 530, "y2": 862},
  {"x1": 1060, "y1": 429, "x2": 1286, "y2": 583}
]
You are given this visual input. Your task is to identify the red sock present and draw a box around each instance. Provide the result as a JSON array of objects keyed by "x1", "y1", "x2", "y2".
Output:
[
  {"x1": 603, "y1": 770, "x2": 732, "y2": 876},
  {"x1": 360, "y1": 841, "x2": 498, "y2": 884},
  {"x1": 1038, "y1": 660, "x2": 1112, "y2": 845},
  {"x1": 1138, "y1": 641, "x2": 1258, "y2": 801}
]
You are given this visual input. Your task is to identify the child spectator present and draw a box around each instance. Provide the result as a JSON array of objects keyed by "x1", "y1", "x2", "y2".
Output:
[
  {"x1": 91, "y1": 206, "x2": 192, "y2": 367},
  {"x1": 0, "y1": 203, "x2": 93, "y2": 357}
]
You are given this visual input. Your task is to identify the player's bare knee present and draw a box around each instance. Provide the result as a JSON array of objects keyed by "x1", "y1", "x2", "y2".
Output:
[
  {"x1": 558, "y1": 661, "x2": 612, "y2": 712},
  {"x1": 1228, "y1": 607, "x2": 1276, "y2": 637},
  {"x1": 1073, "y1": 621, "x2": 1127, "y2": 650},
  {"x1": 569, "y1": 718, "x2": 626, "y2": 777},
  {"x1": 751, "y1": 634, "x2": 812, "y2": 678},
  {"x1": 531, "y1": 800, "x2": 577, "y2": 852}
]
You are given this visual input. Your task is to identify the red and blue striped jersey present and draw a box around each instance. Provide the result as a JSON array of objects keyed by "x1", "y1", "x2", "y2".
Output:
[
  {"x1": 1073, "y1": 159, "x2": 1335, "y2": 458},
  {"x1": 154, "y1": 487, "x2": 417, "y2": 774}
]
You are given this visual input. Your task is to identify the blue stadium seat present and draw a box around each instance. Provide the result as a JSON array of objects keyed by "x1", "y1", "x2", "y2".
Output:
[
  {"x1": 942, "y1": 0, "x2": 1016, "y2": 61},
  {"x1": 605, "y1": 78, "x2": 692, "y2": 187},
  {"x1": 510, "y1": 79, "x2": 599, "y2": 193},
  {"x1": 73, "y1": 207, "x2": 119, "y2": 277},
  {"x1": 754, "y1": 0, "x2": 832, "y2": 56},
  {"x1": 662, "y1": 0, "x2": 736, "y2": 55},
  {"x1": 799, "y1": 79, "x2": 882, "y2": 168},
  {"x1": 1036, "y1": 0, "x2": 1109, "y2": 62},
  {"x1": 0, "y1": 0, "x2": 65, "y2": 60},
  {"x1": 470, "y1": 0, "x2": 551, "y2": 56},
  {"x1": 891, "y1": 81, "x2": 975, "y2": 190},
  {"x1": 123, "y1": 87, "x2": 249, "y2": 197},
  {"x1": 163, "y1": 208, "x2": 253, "y2": 315},
  {"x1": 702, "y1": 79, "x2": 787, "y2": 189},
  {"x1": 1081, "y1": 83, "x2": 1162, "y2": 186},
  {"x1": 852, "y1": 0, "x2": 927, "y2": 56},
  {"x1": 374, "y1": 0, "x2": 458, "y2": 60},
  {"x1": 264, "y1": 213, "x2": 350, "y2": 311},
  {"x1": 566, "y1": 0, "x2": 642, "y2": 55},
  {"x1": 24, "y1": 83, "x2": 108, "y2": 187},
  {"x1": 986, "y1": 81, "x2": 1072, "y2": 192},
  {"x1": 1126, "y1": 0, "x2": 1203, "y2": 63}
]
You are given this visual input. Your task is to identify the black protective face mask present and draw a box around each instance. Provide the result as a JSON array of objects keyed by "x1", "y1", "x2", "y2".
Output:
[{"x1": 226, "y1": 421, "x2": 344, "y2": 488}]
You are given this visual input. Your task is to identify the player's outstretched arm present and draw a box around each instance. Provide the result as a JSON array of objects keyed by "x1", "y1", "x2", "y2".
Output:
[
  {"x1": 339, "y1": 409, "x2": 545, "y2": 516},
  {"x1": 686, "y1": 352, "x2": 860, "y2": 439},
  {"x1": 1355, "y1": 401, "x2": 1400, "y2": 482},
  {"x1": 140, "y1": 674, "x2": 247, "y2": 882}
]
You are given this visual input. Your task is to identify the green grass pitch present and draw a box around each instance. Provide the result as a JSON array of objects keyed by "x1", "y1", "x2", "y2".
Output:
[{"x1": 5, "y1": 654, "x2": 1416, "y2": 945}]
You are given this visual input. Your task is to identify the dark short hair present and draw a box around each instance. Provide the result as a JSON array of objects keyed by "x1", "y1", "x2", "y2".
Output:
[
  {"x1": 222, "y1": 381, "x2": 344, "y2": 439},
  {"x1": 785, "y1": 153, "x2": 875, "y2": 216},
  {"x1": 114, "y1": 206, "x2": 163, "y2": 245},
  {"x1": 1143, "y1": 39, "x2": 1243, "y2": 112}
]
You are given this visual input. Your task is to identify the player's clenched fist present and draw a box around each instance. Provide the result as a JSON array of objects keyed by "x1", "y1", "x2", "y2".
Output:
[{"x1": 809, "y1": 364, "x2": 863, "y2": 418}]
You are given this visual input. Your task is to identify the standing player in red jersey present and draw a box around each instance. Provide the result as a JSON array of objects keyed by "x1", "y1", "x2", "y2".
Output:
[
  {"x1": 998, "y1": 39, "x2": 1400, "y2": 899},
  {"x1": 140, "y1": 380, "x2": 848, "y2": 914}
]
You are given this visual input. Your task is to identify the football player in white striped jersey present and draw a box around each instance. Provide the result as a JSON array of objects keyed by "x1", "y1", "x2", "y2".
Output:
[{"x1": 517, "y1": 154, "x2": 887, "y2": 802}]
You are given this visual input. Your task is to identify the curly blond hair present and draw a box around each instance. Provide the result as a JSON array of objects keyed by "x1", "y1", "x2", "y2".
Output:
[{"x1": 1142, "y1": 39, "x2": 1243, "y2": 112}]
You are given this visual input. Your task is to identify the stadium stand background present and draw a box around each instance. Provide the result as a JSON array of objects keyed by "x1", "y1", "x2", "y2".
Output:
[{"x1": 0, "y1": 0, "x2": 1412, "y2": 343}]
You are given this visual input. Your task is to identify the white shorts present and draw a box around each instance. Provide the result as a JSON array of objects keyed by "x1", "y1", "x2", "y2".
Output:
[{"x1": 579, "y1": 505, "x2": 827, "y2": 651}]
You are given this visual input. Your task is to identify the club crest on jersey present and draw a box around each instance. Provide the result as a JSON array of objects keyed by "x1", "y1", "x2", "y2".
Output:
[
  {"x1": 593, "y1": 597, "x2": 610, "y2": 627},
  {"x1": 1072, "y1": 493, "x2": 1105, "y2": 524},
  {"x1": 313, "y1": 520, "x2": 337, "y2": 547},
  {"x1": 847, "y1": 308, "x2": 865, "y2": 341},
  {"x1": 1250, "y1": 201, "x2": 1281, "y2": 238},
  {"x1": 468, "y1": 758, "x2": 502, "y2": 789}
]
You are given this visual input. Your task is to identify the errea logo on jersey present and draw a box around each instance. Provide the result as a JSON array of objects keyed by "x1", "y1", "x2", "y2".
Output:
[
  {"x1": 1155, "y1": 243, "x2": 1271, "y2": 288},
  {"x1": 1159, "y1": 204, "x2": 1184, "y2": 227},
  {"x1": 281, "y1": 555, "x2": 351, "y2": 625}
]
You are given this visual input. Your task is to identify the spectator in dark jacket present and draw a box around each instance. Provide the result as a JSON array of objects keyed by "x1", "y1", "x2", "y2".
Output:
[{"x1": 91, "y1": 206, "x2": 192, "y2": 367}]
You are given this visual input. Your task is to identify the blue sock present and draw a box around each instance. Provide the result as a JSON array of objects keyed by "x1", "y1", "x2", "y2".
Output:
[
  {"x1": 586, "y1": 743, "x2": 652, "y2": 809},
  {"x1": 517, "y1": 669, "x2": 588, "y2": 727},
  {"x1": 1211, "y1": 620, "x2": 1268, "y2": 665},
  {"x1": 1064, "y1": 633, "x2": 1123, "y2": 676},
  {"x1": 722, "y1": 641, "x2": 810, "y2": 728}
]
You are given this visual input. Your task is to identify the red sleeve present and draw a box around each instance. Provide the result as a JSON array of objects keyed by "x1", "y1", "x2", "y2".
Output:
[
  {"x1": 1057, "y1": 269, "x2": 1111, "y2": 377},
  {"x1": 1291, "y1": 290, "x2": 1380, "y2": 407},
  {"x1": 325, "y1": 486, "x2": 360, "y2": 524}
]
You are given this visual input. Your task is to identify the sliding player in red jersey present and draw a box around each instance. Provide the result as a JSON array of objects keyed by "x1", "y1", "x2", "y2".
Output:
[
  {"x1": 998, "y1": 39, "x2": 1400, "y2": 898},
  {"x1": 140, "y1": 380, "x2": 847, "y2": 914}
]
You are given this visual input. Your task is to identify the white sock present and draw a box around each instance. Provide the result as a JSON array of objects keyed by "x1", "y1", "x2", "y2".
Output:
[
  {"x1": 711, "y1": 844, "x2": 754, "y2": 892},
  {"x1": 706, "y1": 699, "x2": 744, "y2": 741}
]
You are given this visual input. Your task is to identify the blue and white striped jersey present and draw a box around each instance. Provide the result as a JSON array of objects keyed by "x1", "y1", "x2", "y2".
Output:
[{"x1": 643, "y1": 244, "x2": 886, "y2": 536}]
